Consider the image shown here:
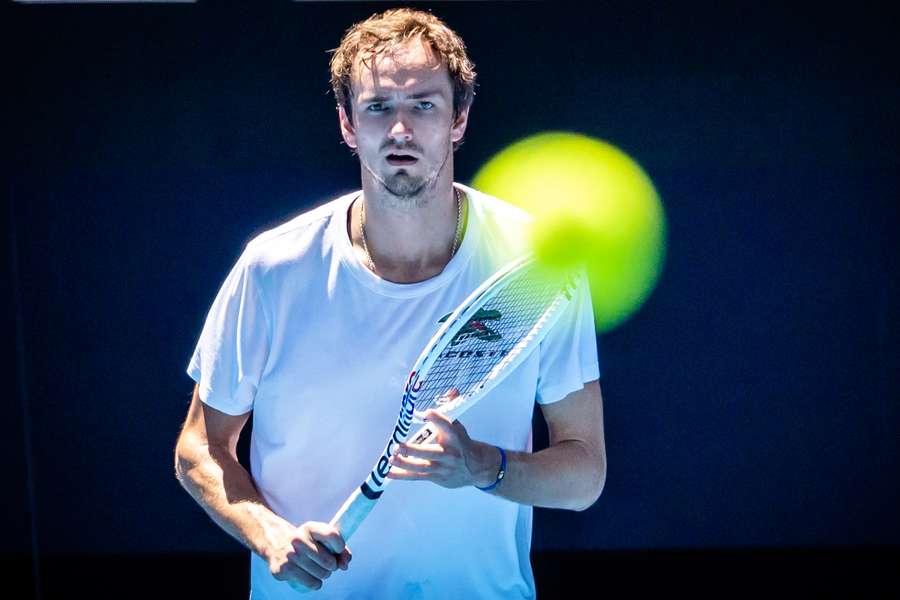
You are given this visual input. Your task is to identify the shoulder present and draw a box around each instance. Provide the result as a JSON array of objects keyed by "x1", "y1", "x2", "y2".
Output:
[
  {"x1": 462, "y1": 184, "x2": 534, "y2": 261},
  {"x1": 466, "y1": 185, "x2": 534, "y2": 227},
  {"x1": 239, "y1": 192, "x2": 355, "y2": 273}
]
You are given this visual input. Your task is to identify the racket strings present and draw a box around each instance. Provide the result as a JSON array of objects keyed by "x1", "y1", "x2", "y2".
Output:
[{"x1": 414, "y1": 267, "x2": 568, "y2": 415}]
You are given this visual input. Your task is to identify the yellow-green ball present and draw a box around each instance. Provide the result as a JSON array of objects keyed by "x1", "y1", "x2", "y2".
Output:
[{"x1": 471, "y1": 131, "x2": 666, "y2": 333}]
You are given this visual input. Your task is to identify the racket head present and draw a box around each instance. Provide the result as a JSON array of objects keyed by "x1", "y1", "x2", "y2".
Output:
[{"x1": 405, "y1": 254, "x2": 580, "y2": 425}]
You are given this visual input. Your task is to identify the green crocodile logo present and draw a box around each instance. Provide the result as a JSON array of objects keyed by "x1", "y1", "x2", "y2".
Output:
[{"x1": 439, "y1": 308, "x2": 502, "y2": 346}]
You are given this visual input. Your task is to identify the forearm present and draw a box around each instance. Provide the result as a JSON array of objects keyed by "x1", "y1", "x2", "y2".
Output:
[
  {"x1": 174, "y1": 436, "x2": 288, "y2": 557},
  {"x1": 471, "y1": 438, "x2": 606, "y2": 511}
]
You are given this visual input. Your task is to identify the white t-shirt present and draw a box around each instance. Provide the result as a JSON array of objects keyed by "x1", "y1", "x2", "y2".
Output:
[{"x1": 186, "y1": 182, "x2": 601, "y2": 599}]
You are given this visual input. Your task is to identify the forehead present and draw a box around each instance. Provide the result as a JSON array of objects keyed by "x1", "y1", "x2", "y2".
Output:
[{"x1": 350, "y1": 38, "x2": 453, "y2": 100}]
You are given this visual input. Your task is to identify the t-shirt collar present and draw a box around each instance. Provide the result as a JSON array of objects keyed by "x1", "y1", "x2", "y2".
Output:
[{"x1": 331, "y1": 182, "x2": 481, "y2": 299}]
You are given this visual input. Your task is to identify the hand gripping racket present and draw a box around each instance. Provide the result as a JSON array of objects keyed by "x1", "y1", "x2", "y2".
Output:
[{"x1": 328, "y1": 253, "x2": 580, "y2": 542}]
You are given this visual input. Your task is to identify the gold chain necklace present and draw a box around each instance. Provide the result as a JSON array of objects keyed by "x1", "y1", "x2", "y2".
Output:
[{"x1": 358, "y1": 188, "x2": 463, "y2": 274}]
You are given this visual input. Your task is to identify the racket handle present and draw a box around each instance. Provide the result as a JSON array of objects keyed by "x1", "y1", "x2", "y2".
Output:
[
  {"x1": 328, "y1": 423, "x2": 440, "y2": 542},
  {"x1": 329, "y1": 486, "x2": 377, "y2": 542}
]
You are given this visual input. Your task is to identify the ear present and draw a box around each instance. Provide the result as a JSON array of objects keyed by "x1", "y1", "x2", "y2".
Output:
[
  {"x1": 450, "y1": 106, "x2": 470, "y2": 144},
  {"x1": 338, "y1": 105, "x2": 357, "y2": 149}
]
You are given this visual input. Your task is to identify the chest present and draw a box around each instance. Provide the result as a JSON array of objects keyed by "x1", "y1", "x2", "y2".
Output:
[{"x1": 249, "y1": 267, "x2": 540, "y2": 450}]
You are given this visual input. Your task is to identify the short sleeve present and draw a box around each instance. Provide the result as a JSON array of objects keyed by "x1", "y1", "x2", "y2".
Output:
[
  {"x1": 535, "y1": 270, "x2": 601, "y2": 405},
  {"x1": 186, "y1": 249, "x2": 271, "y2": 415}
]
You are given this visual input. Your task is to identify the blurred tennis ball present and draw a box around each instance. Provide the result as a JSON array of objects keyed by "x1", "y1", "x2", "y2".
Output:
[{"x1": 471, "y1": 131, "x2": 666, "y2": 333}]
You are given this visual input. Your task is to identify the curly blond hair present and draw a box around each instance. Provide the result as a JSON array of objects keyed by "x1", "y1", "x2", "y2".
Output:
[{"x1": 328, "y1": 8, "x2": 477, "y2": 148}]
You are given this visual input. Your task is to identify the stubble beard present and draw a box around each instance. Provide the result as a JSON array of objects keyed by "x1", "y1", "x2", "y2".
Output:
[{"x1": 361, "y1": 141, "x2": 453, "y2": 210}]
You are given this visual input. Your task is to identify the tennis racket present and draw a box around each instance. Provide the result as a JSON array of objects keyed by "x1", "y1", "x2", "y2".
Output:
[{"x1": 328, "y1": 253, "x2": 580, "y2": 542}]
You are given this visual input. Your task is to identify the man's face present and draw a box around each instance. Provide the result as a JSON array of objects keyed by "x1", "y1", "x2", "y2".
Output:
[{"x1": 339, "y1": 38, "x2": 468, "y2": 199}]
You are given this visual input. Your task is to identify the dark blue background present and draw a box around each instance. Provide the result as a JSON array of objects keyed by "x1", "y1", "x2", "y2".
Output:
[{"x1": 5, "y1": 1, "x2": 898, "y2": 557}]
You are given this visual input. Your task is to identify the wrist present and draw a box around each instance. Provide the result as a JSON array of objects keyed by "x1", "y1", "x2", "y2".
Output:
[
  {"x1": 255, "y1": 510, "x2": 295, "y2": 560},
  {"x1": 473, "y1": 444, "x2": 506, "y2": 492},
  {"x1": 466, "y1": 441, "x2": 498, "y2": 488}
]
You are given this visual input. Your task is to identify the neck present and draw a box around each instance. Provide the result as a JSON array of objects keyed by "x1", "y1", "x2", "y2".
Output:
[{"x1": 350, "y1": 181, "x2": 467, "y2": 283}]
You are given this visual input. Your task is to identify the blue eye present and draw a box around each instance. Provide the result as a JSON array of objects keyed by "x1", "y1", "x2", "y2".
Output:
[
  {"x1": 367, "y1": 103, "x2": 386, "y2": 112},
  {"x1": 418, "y1": 101, "x2": 434, "y2": 110}
]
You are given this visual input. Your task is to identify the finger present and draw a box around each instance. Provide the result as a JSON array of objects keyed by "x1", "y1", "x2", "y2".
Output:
[
  {"x1": 394, "y1": 441, "x2": 445, "y2": 459},
  {"x1": 389, "y1": 453, "x2": 433, "y2": 471},
  {"x1": 310, "y1": 525, "x2": 346, "y2": 555},
  {"x1": 438, "y1": 387, "x2": 460, "y2": 401},
  {"x1": 423, "y1": 408, "x2": 455, "y2": 426},
  {"x1": 311, "y1": 541, "x2": 340, "y2": 571},
  {"x1": 292, "y1": 552, "x2": 332, "y2": 581},
  {"x1": 288, "y1": 580, "x2": 321, "y2": 593},
  {"x1": 427, "y1": 411, "x2": 474, "y2": 449},
  {"x1": 422, "y1": 410, "x2": 458, "y2": 444},
  {"x1": 387, "y1": 464, "x2": 432, "y2": 480},
  {"x1": 337, "y1": 548, "x2": 352, "y2": 571},
  {"x1": 282, "y1": 564, "x2": 324, "y2": 591},
  {"x1": 291, "y1": 539, "x2": 338, "y2": 571}
]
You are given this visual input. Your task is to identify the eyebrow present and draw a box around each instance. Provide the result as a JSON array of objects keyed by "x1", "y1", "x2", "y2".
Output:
[{"x1": 359, "y1": 89, "x2": 444, "y2": 103}]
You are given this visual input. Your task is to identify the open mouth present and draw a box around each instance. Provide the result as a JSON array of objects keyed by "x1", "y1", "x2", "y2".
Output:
[{"x1": 386, "y1": 153, "x2": 418, "y2": 166}]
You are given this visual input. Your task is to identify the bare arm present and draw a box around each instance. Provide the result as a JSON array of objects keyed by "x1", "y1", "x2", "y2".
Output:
[
  {"x1": 174, "y1": 383, "x2": 276, "y2": 555},
  {"x1": 388, "y1": 379, "x2": 607, "y2": 511},
  {"x1": 487, "y1": 379, "x2": 606, "y2": 510},
  {"x1": 174, "y1": 384, "x2": 351, "y2": 591}
]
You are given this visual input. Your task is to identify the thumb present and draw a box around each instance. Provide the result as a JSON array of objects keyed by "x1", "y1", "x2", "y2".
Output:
[
  {"x1": 423, "y1": 409, "x2": 453, "y2": 441},
  {"x1": 423, "y1": 408, "x2": 454, "y2": 427}
]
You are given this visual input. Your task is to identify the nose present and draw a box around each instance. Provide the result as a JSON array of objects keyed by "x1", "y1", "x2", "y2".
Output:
[{"x1": 388, "y1": 114, "x2": 413, "y2": 144}]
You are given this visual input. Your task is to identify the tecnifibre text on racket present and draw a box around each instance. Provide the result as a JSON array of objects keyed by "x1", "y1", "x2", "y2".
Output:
[{"x1": 327, "y1": 253, "x2": 581, "y2": 543}]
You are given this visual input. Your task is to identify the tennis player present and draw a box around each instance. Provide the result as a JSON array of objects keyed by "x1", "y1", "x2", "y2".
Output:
[{"x1": 175, "y1": 8, "x2": 606, "y2": 598}]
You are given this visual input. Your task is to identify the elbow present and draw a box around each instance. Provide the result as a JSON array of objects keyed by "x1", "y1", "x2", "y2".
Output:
[
  {"x1": 174, "y1": 445, "x2": 186, "y2": 485},
  {"x1": 573, "y1": 460, "x2": 606, "y2": 512},
  {"x1": 173, "y1": 437, "x2": 194, "y2": 487}
]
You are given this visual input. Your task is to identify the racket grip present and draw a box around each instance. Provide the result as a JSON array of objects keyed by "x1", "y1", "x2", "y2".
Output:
[
  {"x1": 328, "y1": 423, "x2": 440, "y2": 543},
  {"x1": 329, "y1": 486, "x2": 377, "y2": 543}
]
